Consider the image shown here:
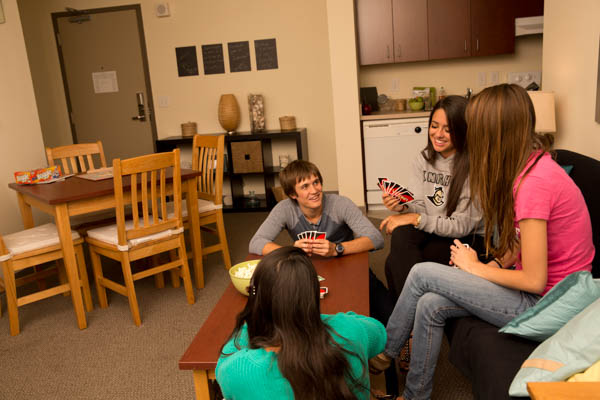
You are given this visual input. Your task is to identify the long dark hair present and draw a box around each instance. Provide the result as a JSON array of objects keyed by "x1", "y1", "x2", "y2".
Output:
[
  {"x1": 222, "y1": 247, "x2": 364, "y2": 399},
  {"x1": 466, "y1": 84, "x2": 552, "y2": 257},
  {"x1": 422, "y1": 95, "x2": 470, "y2": 216}
]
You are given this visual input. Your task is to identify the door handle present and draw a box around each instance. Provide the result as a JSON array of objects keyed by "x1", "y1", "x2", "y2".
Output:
[{"x1": 132, "y1": 92, "x2": 146, "y2": 121}]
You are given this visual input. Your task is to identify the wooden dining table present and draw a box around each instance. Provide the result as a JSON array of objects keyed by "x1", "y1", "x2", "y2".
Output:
[
  {"x1": 8, "y1": 168, "x2": 202, "y2": 330},
  {"x1": 178, "y1": 251, "x2": 370, "y2": 400}
]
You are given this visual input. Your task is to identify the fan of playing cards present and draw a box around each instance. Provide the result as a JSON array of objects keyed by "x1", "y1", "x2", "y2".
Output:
[
  {"x1": 378, "y1": 177, "x2": 415, "y2": 204},
  {"x1": 297, "y1": 231, "x2": 327, "y2": 241}
]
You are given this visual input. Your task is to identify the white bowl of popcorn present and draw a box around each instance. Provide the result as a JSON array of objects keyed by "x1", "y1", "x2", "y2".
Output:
[{"x1": 229, "y1": 260, "x2": 260, "y2": 296}]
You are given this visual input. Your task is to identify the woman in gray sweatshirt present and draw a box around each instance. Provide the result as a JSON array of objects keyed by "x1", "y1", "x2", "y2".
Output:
[{"x1": 379, "y1": 95, "x2": 485, "y2": 300}]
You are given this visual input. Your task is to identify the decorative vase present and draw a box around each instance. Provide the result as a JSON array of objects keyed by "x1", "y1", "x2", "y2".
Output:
[
  {"x1": 248, "y1": 94, "x2": 265, "y2": 132},
  {"x1": 218, "y1": 94, "x2": 240, "y2": 133}
]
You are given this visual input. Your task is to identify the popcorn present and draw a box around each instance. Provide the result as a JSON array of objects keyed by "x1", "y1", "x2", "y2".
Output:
[{"x1": 233, "y1": 261, "x2": 258, "y2": 279}]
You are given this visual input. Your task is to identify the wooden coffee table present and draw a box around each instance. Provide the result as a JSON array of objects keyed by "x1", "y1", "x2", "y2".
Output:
[{"x1": 179, "y1": 252, "x2": 370, "y2": 400}]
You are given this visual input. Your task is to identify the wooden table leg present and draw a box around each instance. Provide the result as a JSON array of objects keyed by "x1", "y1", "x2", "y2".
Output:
[
  {"x1": 192, "y1": 370, "x2": 211, "y2": 400},
  {"x1": 17, "y1": 193, "x2": 34, "y2": 229},
  {"x1": 55, "y1": 204, "x2": 87, "y2": 330},
  {"x1": 186, "y1": 178, "x2": 204, "y2": 289}
]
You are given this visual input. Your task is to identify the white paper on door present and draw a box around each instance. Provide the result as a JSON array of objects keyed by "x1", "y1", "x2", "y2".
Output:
[{"x1": 92, "y1": 71, "x2": 119, "y2": 93}]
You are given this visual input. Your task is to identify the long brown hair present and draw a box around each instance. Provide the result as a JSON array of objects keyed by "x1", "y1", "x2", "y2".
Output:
[
  {"x1": 222, "y1": 247, "x2": 365, "y2": 399},
  {"x1": 422, "y1": 95, "x2": 470, "y2": 216},
  {"x1": 466, "y1": 84, "x2": 552, "y2": 257}
]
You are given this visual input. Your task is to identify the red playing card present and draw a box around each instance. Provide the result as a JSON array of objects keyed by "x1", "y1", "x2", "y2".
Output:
[{"x1": 316, "y1": 232, "x2": 327, "y2": 240}]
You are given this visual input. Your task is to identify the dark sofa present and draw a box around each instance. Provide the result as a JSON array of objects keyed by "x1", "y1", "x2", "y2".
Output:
[{"x1": 444, "y1": 149, "x2": 600, "y2": 400}]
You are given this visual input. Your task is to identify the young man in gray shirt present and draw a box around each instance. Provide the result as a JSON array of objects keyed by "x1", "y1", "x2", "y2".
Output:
[{"x1": 249, "y1": 160, "x2": 383, "y2": 256}]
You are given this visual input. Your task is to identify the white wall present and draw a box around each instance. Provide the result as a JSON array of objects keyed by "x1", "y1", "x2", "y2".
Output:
[
  {"x1": 0, "y1": 0, "x2": 50, "y2": 234},
  {"x1": 18, "y1": 0, "x2": 340, "y2": 192},
  {"x1": 326, "y1": 0, "x2": 364, "y2": 204},
  {"x1": 360, "y1": 35, "x2": 543, "y2": 99},
  {"x1": 543, "y1": 0, "x2": 600, "y2": 158}
]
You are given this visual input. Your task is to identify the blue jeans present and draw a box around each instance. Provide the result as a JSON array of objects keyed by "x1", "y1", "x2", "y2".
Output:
[{"x1": 384, "y1": 262, "x2": 540, "y2": 400}]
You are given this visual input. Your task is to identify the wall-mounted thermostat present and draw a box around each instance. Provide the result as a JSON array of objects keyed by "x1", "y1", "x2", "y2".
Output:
[{"x1": 155, "y1": 3, "x2": 170, "y2": 17}]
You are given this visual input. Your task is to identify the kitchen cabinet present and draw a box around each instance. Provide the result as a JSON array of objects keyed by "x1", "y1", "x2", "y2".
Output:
[
  {"x1": 356, "y1": 0, "x2": 428, "y2": 66},
  {"x1": 515, "y1": 0, "x2": 544, "y2": 18},
  {"x1": 357, "y1": 0, "x2": 523, "y2": 64},
  {"x1": 470, "y1": 0, "x2": 515, "y2": 57},
  {"x1": 428, "y1": 0, "x2": 471, "y2": 60},
  {"x1": 155, "y1": 129, "x2": 308, "y2": 212},
  {"x1": 392, "y1": 0, "x2": 429, "y2": 62},
  {"x1": 428, "y1": 0, "x2": 514, "y2": 60}
]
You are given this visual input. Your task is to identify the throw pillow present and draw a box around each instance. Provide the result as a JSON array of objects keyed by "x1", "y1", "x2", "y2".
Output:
[
  {"x1": 568, "y1": 359, "x2": 600, "y2": 382},
  {"x1": 560, "y1": 164, "x2": 574, "y2": 174},
  {"x1": 508, "y1": 298, "x2": 600, "y2": 397},
  {"x1": 499, "y1": 271, "x2": 600, "y2": 342}
]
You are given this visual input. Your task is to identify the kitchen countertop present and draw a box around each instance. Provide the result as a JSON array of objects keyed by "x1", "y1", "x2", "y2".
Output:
[{"x1": 360, "y1": 110, "x2": 430, "y2": 121}]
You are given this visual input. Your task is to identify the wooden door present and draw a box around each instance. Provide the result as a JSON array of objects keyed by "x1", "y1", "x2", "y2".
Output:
[
  {"x1": 53, "y1": 5, "x2": 156, "y2": 164},
  {"x1": 356, "y1": 0, "x2": 394, "y2": 65},
  {"x1": 428, "y1": 0, "x2": 470, "y2": 60},
  {"x1": 392, "y1": 0, "x2": 428, "y2": 62},
  {"x1": 471, "y1": 0, "x2": 515, "y2": 57}
]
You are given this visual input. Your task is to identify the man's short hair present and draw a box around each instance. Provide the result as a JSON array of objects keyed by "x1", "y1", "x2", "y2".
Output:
[{"x1": 279, "y1": 160, "x2": 323, "y2": 198}]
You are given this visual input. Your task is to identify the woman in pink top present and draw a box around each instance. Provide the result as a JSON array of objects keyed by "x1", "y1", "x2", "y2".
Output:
[{"x1": 370, "y1": 84, "x2": 594, "y2": 400}]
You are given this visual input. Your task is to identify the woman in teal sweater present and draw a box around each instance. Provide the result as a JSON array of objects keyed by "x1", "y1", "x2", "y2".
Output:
[{"x1": 216, "y1": 247, "x2": 386, "y2": 400}]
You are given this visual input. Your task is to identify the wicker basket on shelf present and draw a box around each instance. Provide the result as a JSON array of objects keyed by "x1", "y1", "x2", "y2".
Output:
[{"x1": 279, "y1": 116, "x2": 296, "y2": 131}]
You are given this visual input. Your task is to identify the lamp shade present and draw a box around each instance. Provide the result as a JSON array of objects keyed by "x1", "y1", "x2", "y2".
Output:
[{"x1": 528, "y1": 91, "x2": 556, "y2": 133}]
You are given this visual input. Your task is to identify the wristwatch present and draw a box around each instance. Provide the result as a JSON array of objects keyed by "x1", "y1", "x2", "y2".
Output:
[{"x1": 335, "y1": 243, "x2": 345, "y2": 257}]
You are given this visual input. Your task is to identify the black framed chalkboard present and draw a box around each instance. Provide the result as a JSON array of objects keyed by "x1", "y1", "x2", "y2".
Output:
[
  {"x1": 255, "y1": 38, "x2": 278, "y2": 71},
  {"x1": 202, "y1": 44, "x2": 225, "y2": 75},
  {"x1": 175, "y1": 46, "x2": 199, "y2": 77},
  {"x1": 228, "y1": 41, "x2": 251, "y2": 73}
]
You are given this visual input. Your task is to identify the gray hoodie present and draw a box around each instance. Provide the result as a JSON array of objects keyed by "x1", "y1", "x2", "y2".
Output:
[{"x1": 404, "y1": 152, "x2": 484, "y2": 237}]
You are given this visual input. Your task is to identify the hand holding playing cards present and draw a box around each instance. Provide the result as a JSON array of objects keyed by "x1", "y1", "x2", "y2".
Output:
[
  {"x1": 296, "y1": 231, "x2": 328, "y2": 256},
  {"x1": 310, "y1": 239, "x2": 336, "y2": 257},
  {"x1": 378, "y1": 177, "x2": 415, "y2": 208},
  {"x1": 449, "y1": 239, "x2": 479, "y2": 272},
  {"x1": 382, "y1": 193, "x2": 407, "y2": 212},
  {"x1": 379, "y1": 213, "x2": 420, "y2": 235},
  {"x1": 294, "y1": 238, "x2": 313, "y2": 255}
]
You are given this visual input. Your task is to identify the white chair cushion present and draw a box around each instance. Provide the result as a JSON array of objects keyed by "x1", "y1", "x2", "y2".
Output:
[
  {"x1": 87, "y1": 219, "x2": 179, "y2": 251},
  {"x1": 1, "y1": 223, "x2": 80, "y2": 260},
  {"x1": 167, "y1": 199, "x2": 222, "y2": 219}
]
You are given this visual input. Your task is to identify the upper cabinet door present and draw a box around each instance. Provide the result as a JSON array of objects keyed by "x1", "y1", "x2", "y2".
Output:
[
  {"x1": 392, "y1": 0, "x2": 428, "y2": 62},
  {"x1": 356, "y1": 0, "x2": 394, "y2": 66},
  {"x1": 471, "y1": 0, "x2": 515, "y2": 57},
  {"x1": 428, "y1": 0, "x2": 470, "y2": 60}
]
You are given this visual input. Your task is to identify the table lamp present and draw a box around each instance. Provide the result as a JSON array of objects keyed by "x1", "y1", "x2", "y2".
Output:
[{"x1": 528, "y1": 91, "x2": 556, "y2": 133}]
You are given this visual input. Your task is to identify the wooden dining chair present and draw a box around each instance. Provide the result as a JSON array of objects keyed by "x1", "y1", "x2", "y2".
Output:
[
  {"x1": 85, "y1": 149, "x2": 195, "y2": 326},
  {"x1": 0, "y1": 224, "x2": 93, "y2": 336},
  {"x1": 176, "y1": 134, "x2": 231, "y2": 289},
  {"x1": 46, "y1": 141, "x2": 107, "y2": 174}
]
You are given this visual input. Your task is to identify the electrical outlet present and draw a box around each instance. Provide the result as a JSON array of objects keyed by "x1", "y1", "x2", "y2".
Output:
[
  {"x1": 391, "y1": 79, "x2": 399, "y2": 92},
  {"x1": 478, "y1": 71, "x2": 486, "y2": 87},
  {"x1": 490, "y1": 71, "x2": 499, "y2": 85},
  {"x1": 508, "y1": 71, "x2": 542, "y2": 88}
]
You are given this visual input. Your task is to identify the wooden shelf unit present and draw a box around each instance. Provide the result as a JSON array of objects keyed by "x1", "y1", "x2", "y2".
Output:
[{"x1": 156, "y1": 129, "x2": 308, "y2": 212}]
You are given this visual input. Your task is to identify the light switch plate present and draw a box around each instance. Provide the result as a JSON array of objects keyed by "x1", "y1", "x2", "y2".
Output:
[
  {"x1": 490, "y1": 71, "x2": 499, "y2": 85},
  {"x1": 158, "y1": 95, "x2": 169, "y2": 108},
  {"x1": 478, "y1": 71, "x2": 486, "y2": 87}
]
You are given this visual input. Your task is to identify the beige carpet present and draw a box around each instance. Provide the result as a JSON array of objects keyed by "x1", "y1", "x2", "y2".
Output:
[{"x1": 0, "y1": 212, "x2": 473, "y2": 399}]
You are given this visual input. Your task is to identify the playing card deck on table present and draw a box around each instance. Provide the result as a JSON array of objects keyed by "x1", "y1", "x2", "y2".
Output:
[
  {"x1": 378, "y1": 177, "x2": 415, "y2": 204},
  {"x1": 297, "y1": 231, "x2": 327, "y2": 240}
]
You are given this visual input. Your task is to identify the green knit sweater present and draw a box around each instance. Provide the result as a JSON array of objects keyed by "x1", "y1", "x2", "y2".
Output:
[{"x1": 215, "y1": 312, "x2": 386, "y2": 399}]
